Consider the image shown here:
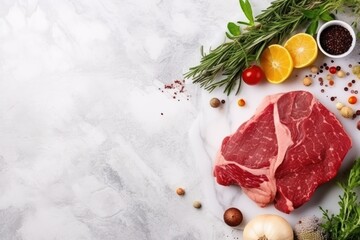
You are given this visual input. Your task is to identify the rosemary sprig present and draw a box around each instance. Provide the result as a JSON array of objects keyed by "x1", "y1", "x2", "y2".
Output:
[{"x1": 184, "y1": 0, "x2": 345, "y2": 95}]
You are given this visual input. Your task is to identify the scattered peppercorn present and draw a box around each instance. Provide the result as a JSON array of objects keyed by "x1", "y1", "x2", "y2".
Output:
[
  {"x1": 303, "y1": 77, "x2": 312, "y2": 86},
  {"x1": 344, "y1": 87, "x2": 349, "y2": 91},
  {"x1": 193, "y1": 201, "x2": 202, "y2": 209},
  {"x1": 223, "y1": 208, "x2": 243, "y2": 227},
  {"x1": 336, "y1": 66, "x2": 341, "y2": 71},
  {"x1": 357, "y1": 120, "x2": 360, "y2": 130},
  {"x1": 329, "y1": 66, "x2": 337, "y2": 74},
  {"x1": 329, "y1": 80, "x2": 334, "y2": 86},
  {"x1": 337, "y1": 70, "x2": 346, "y2": 78},
  {"x1": 210, "y1": 98, "x2": 221, "y2": 108},
  {"x1": 237, "y1": 99, "x2": 246, "y2": 107},
  {"x1": 348, "y1": 96, "x2": 358, "y2": 104},
  {"x1": 221, "y1": 100, "x2": 226, "y2": 104},
  {"x1": 310, "y1": 66, "x2": 319, "y2": 73},
  {"x1": 176, "y1": 188, "x2": 185, "y2": 196},
  {"x1": 352, "y1": 65, "x2": 360, "y2": 75},
  {"x1": 357, "y1": 110, "x2": 360, "y2": 115}
]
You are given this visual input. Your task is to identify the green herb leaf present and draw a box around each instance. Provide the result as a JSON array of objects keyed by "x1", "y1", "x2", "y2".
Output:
[
  {"x1": 320, "y1": 11, "x2": 335, "y2": 21},
  {"x1": 227, "y1": 22, "x2": 241, "y2": 36},
  {"x1": 184, "y1": 0, "x2": 349, "y2": 95},
  {"x1": 303, "y1": 9, "x2": 320, "y2": 19},
  {"x1": 306, "y1": 20, "x2": 319, "y2": 36},
  {"x1": 239, "y1": 0, "x2": 254, "y2": 26}
]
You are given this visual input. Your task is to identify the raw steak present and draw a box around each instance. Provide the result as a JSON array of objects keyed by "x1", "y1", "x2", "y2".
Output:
[{"x1": 214, "y1": 91, "x2": 352, "y2": 213}]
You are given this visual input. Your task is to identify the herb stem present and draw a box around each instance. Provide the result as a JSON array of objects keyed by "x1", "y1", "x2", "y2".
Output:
[{"x1": 185, "y1": 0, "x2": 358, "y2": 95}]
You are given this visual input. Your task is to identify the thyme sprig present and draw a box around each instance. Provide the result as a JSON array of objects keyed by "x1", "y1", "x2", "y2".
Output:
[{"x1": 184, "y1": 0, "x2": 346, "y2": 95}]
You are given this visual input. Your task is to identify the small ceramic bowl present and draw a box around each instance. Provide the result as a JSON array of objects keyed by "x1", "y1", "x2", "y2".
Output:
[{"x1": 316, "y1": 20, "x2": 356, "y2": 58}]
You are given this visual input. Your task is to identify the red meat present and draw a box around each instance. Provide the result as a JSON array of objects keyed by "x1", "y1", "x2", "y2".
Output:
[{"x1": 214, "y1": 91, "x2": 352, "y2": 213}]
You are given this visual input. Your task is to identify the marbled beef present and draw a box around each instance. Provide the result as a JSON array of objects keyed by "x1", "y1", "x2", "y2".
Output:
[{"x1": 214, "y1": 91, "x2": 352, "y2": 213}]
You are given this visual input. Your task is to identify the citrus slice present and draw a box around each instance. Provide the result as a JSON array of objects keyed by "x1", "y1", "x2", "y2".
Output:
[
  {"x1": 260, "y1": 44, "x2": 293, "y2": 84},
  {"x1": 284, "y1": 33, "x2": 318, "y2": 68}
]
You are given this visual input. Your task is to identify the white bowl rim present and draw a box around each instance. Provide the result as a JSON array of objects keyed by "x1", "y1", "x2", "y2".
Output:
[{"x1": 316, "y1": 20, "x2": 356, "y2": 59}]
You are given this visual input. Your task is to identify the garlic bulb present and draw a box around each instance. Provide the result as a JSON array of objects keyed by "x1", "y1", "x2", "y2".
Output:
[{"x1": 243, "y1": 214, "x2": 294, "y2": 240}]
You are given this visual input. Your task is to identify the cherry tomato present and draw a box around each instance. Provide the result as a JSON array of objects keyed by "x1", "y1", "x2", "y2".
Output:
[{"x1": 242, "y1": 65, "x2": 265, "y2": 85}]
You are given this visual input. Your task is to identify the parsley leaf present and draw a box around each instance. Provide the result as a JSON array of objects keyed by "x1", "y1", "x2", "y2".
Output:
[{"x1": 239, "y1": 0, "x2": 254, "y2": 26}]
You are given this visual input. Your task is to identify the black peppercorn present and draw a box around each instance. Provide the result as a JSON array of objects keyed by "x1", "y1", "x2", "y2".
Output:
[{"x1": 319, "y1": 25, "x2": 353, "y2": 55}]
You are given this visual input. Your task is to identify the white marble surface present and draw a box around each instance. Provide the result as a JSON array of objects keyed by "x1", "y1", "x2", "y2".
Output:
[{"x1": 0, "y1": 0, "x2": 359, "y2": 239}]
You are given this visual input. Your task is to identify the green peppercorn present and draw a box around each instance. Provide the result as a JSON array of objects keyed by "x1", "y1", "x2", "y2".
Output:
[{"x1": 352, "y1": 65, "x2": 360, "y2": 75}]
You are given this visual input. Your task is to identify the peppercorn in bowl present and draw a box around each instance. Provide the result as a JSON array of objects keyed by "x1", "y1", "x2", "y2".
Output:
[{"x1": 316, "y1": 20, "x2": 356, "y2": 58}]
